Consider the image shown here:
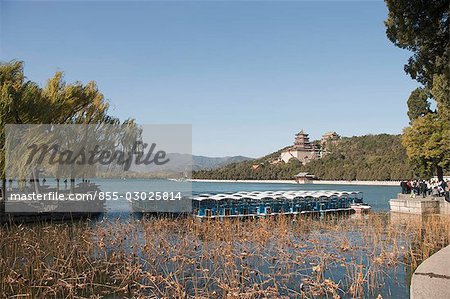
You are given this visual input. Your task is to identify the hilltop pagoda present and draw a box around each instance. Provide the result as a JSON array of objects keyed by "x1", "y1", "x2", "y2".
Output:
[
  {"x1": 294, "y1": 130, "x2": 313, "y2": 150},
  {"x1": 280, "y1": 129, "x2": 320, "y2": 164}
]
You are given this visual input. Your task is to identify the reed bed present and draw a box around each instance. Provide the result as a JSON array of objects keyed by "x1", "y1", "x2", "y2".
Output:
[{"x1": 1, "y1": 213, "x2": 449, "y2": 298}]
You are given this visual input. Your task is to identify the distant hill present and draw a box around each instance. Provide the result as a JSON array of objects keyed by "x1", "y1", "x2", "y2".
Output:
[
  {"x1": 193, "y1": 134, "x2": 416, "y2": 181},
  {"x1": 192, "y1": 155, "x2": 253, "y2": 170},
  {"x1": 127, "y1": 154, "x2": 253, "y2": 174}
]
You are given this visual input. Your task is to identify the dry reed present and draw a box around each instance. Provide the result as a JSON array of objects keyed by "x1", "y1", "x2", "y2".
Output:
[{"x1": 1, "y1": 212, "x2": 449, "y2": 298}]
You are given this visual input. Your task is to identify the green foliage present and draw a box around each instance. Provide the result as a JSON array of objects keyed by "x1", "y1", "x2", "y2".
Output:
[
  {"x1": 385, "y1": 0, "x2": 450, "y2": 179},
  {"x1": 402, "y1": 114, "x2": 450, "y2": 178},
  {"x1": 193, "y1": 134, "x2": 416, "y2": 181},
  {"x1": 306, "y1": 135, "x2": 415, "y2": 180},
  {"x1": 385, "y1": 0, "x2": 449, "y2": 89},
  {"x1": 0, "y1": 60, "x2": 131, "y2": 183},
  {"x1": 407, "y1": 88, "x2": 431, "y2": 122},
  {"x1": 431, "y1": 73, "x2": 450, "y2": 119}
]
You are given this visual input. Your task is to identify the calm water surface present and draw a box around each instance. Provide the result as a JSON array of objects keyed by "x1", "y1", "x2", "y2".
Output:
[
  {"x1": 86, "y1": 179, "x2": 400, "y2": 214},
  {"x1": 35, "y1": 179, "x2": 410, "y2": 297}
]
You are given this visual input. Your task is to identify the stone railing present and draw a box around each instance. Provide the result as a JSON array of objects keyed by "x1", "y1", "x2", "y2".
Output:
[
  {"x1": 390, "y1": 193, "x2": 450, "y2": 215},
  {"x1": 411, "y1": 245, "x2": 450, "y2": 299}
]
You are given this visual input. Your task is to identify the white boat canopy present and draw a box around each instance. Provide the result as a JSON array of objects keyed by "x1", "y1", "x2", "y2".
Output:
[{"x1": 192, "y1": 190, "x2": 362, "y2": 201}]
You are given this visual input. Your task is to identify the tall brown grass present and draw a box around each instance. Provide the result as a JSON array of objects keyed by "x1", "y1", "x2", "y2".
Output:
[{"x1": 1, "y1": 213, "x2": 449, "y2": 298}]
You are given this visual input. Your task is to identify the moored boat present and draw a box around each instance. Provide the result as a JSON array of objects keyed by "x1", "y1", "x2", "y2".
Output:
[{"x1": 192, "y1": 190, "x2": 368, "y2": 219}]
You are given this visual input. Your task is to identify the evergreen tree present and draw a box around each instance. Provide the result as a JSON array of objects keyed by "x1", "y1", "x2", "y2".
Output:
[{"x1": 385, "y1": 0, "x2": 450, "y2": 180}]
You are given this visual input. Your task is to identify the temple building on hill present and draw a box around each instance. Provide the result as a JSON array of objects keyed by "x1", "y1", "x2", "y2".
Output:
[
  {"x1": 279, "y1": 130, "x2": 340, "y2": 164},
  {"x1": 321, "y1": 131, "x2": 340, "y2": 146},
  {"x1": 280, "y1": 130, "x2": 321, "y2": 164},
  {"x1": 320, "y1": 131, "x2": 340, "y2": 157},
  {"x1": 293, "y1": 130, "x2": 314, "y2": 150}
]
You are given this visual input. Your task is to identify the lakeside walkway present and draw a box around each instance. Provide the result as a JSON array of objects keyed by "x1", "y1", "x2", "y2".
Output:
[
  {"x1": 190, "y1": 179, "x2": 400, "y2": 186},
  {"x1": 411, "y1": 244, "x2": 450, "y2": 299}
]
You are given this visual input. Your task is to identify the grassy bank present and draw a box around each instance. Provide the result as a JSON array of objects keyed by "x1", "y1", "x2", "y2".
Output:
[{"x1": 1, "y1": 213, "x2": 449, "y2": 298}]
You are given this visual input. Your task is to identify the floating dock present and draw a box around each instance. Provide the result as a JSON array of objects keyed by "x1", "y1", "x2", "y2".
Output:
[{"x1": 192, "y1": 190, "x2": 369, "y2": 219}]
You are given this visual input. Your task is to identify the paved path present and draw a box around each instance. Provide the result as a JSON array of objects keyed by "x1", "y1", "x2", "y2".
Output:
[{"x1": 411, "y1": 244, "x2": 450, "y2": 299}]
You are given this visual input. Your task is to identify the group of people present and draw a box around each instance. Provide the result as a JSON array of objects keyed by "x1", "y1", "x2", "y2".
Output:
[{"x1": 400, "y1": 178, "x2": 449, "y2": 199}]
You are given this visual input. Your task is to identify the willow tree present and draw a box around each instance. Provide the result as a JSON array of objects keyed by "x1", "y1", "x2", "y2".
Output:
[
  {"x1": 0, "y1": 61, "x2": 44, "y2": 200},
  {"x1": 385, "y1": 0, "x2": 450, "y2": 180},
  {"x1": 0, "y1": 60, "x2": 129, "y2": 200}
]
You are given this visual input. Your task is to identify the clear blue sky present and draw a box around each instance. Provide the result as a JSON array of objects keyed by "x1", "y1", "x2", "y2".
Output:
[{"x1": 1, "y1": 1, "x2": 418, "y2": 158}]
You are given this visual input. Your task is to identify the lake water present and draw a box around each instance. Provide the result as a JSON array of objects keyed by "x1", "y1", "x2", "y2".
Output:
[
  {"x1": 83, "y1": 179, "x2": 400, "y2": 215},
  {"x1": 82, "y1": 179, "x2": 410, "y2": 298},
  {"x1": 9, "y1": 179, "x2": 412, "y2": 297}
]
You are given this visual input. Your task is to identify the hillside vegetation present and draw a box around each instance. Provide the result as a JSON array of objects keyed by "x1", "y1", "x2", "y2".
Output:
[{"x1": 193, "y1": 134, "x2": 416, "y2": 181}]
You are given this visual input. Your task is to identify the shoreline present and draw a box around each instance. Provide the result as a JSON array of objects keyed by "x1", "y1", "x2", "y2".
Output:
[{"x1": 189, "y1": 179, "x2": 400, "y2": 186}]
